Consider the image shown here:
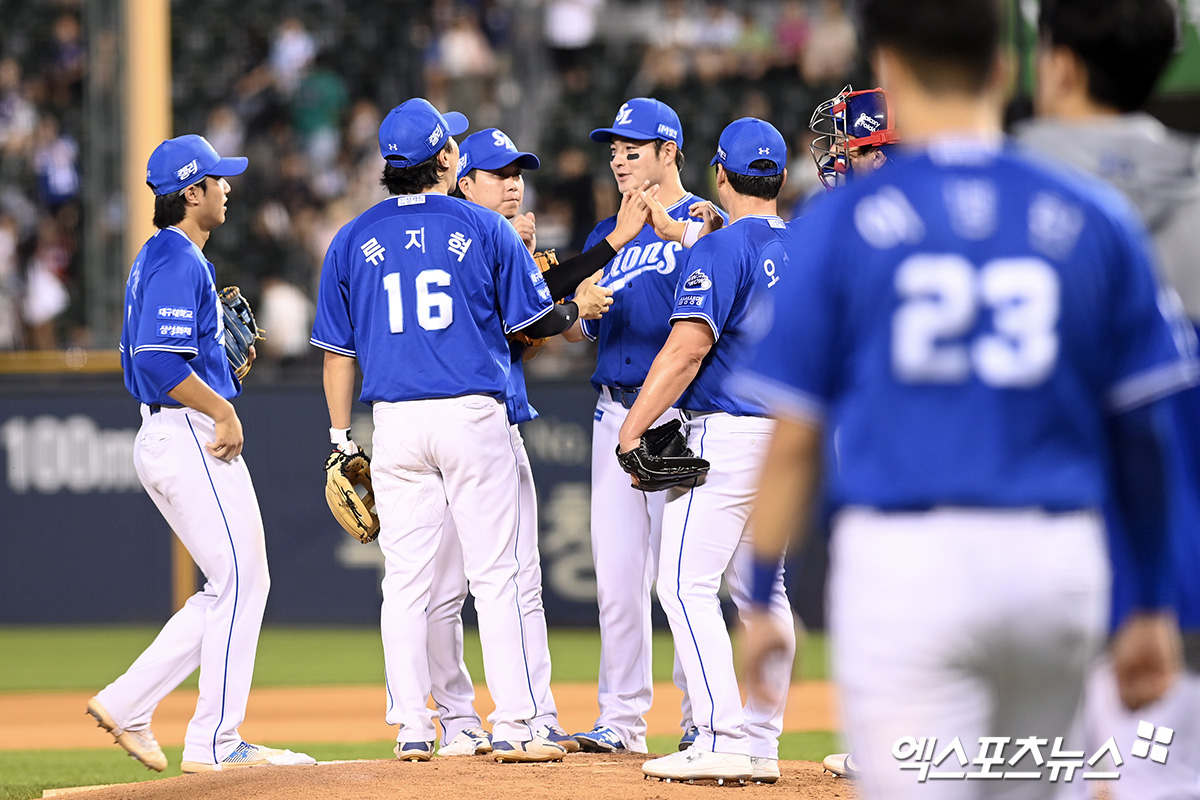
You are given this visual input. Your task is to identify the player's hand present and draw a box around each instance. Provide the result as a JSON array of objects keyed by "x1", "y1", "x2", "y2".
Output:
[
  {"x1": 574, "y1": 269, "x2": 614, "y2": 320},
  {"x1": 690, "y1": 200, "x2": 725, "y2": 237},
  {"x1": 207, "y1": 408, "x2": 245, "y2": 462},
  {"x1": 607, "y1": 182, "x2": 651, "y2": 249},
  {"x1": 617, "y1": 436, "x2": 642, "y2": 487},
  {"x1": 1111, "y1": 611, "x2": 1182, "y2": 710},
  {"x1": 247, "y1": 344, "x2": 257, "y2": 367},
  {"x1": 639, "y1": 183, "x2": 687, "y2": 244},
  {"x1": 741, "y1": 609, "x2": 792, "y2": 710},
  {"x1": 512, "y1": 212, "x2": 536, "y2": 254}
]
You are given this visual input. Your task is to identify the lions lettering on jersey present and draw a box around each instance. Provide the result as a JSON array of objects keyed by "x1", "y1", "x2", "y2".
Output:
[
  {"x1": 581, "y1": 193, "x2": 729, "y2": 391},
  {"x1": 742, "y1": 140, "x2": 1195, "y2": 513}
]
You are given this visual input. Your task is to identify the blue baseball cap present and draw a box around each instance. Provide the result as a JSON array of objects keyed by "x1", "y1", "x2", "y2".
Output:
[
  {"x1": 710, "y1": 118, "x2": 787, "y2": 177},
  {"x1": 457, "y1": 128, "x2": 540, "y2": 181},
  {"x1": 378, "y1": 98, "x2": 469, "y2": 167},
  {"x1": 145, "y1": 134, "x2": 248, "y2": 196},
  {"x1": 590, "y1": 98, "x2": 683, "y2": 150}
]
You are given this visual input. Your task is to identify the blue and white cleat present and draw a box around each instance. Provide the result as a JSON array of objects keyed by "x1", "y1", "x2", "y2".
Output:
[
  {"x1": 537, "y1": 723, "x2": 581, "y2": 754},
  {"x1": 678, "y1": 725, "x2": 699, "y2": 751},
  {"x1": 573, "y1": 725, "x2": 627, "y2": 753}
]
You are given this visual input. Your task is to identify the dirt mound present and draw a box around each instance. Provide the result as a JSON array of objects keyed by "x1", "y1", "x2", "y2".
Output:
[{"x1": 51, "y1": 753, "x2": 860, "y2": 800}]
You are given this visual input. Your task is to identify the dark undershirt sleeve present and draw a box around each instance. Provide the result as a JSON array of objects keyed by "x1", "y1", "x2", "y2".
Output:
[
  {"x1": 543, "y1": 239, "x2": 617, "y2": 302},
  {"x1": 521, "y1": 301, "x2": 580, "y2": 338}
]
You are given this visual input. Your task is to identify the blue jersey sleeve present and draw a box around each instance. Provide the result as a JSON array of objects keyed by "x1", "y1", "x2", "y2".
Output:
[
  {"x1": 670, "y1": 237, "x2": 732, "y2": 340},
  {"x1": 311, "y1": 225, "x2": 356, "y2": 357},
  {"x1": 740, "y1": 212, "x2": 840, "y2": 424},
  {"x1": 494, "y1": 215, "x2": 554, "y2": 333},
  {"x1": 134, "y1": 263, "x2": 203, "y2": 359},
  {"x1": 1104, "y1": 214, "x2": 1197, "y2": 414}
]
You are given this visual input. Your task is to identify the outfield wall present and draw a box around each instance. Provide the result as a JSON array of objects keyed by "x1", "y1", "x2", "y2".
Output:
[{"x1": 0, "y1": 377, "x2": 828, "y2": 627}]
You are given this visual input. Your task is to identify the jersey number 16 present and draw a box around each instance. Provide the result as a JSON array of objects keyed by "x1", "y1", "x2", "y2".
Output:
[
  {"x1": 382, "y1": 269, "x2": 454, "y2": 333},
  {"x1": 892, "y1": 254, "x2": 1060, "y2": 388}
]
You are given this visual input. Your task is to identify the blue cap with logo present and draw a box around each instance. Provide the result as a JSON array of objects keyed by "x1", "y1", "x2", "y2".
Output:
[
  {"x1": 590, "y1": 98, "x2": 683, "y2": 150},
  {"x1": 710, "y1": 118, "x2": 786, "y2": 177},
  {"x1": 145, "y1": 134, "x2": 248, "y2": 196},
  {"x1": 378, "y1": 98, "x2": 469, "y2": 167},
  {"x1": 457, "y1": 128, "x2": 541, "y2": 181}
]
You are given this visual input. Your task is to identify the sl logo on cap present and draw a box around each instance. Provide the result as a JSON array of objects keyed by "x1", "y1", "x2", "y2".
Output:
[
  {"x1": 615, "y1": 103, "x2": 633, "y2": 125},
  {"x1": 175, "y1": 159, "x2": 199, "y2": 182},
  {"x1": 492, "y1": 130, "x2": 516, "y2": 151}
]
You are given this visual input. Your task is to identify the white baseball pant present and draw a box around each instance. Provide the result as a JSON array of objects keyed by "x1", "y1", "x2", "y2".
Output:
[
  {"x1": 374, "y1": 396, "x2": 551, "y2": 744},
  {"x1": 831, "y1": 507, "x2": 1108, "y2": 800},
  {"x1": 95, "y1": 405, "x2": 270, "y2": 766},
  {"x1": 657, "y1": 411, "x2": 794, "y2": 759},
  {"x1": 590, "y1": 391, "x2": 689, "y2": 752},
  {"x1": 426, "y1": 423, "x2": 558, "y2": 745}
]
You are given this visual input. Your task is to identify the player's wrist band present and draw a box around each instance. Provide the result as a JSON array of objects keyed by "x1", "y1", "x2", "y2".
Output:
[
  {"x1": 749, "y1": 556, "x2": 781, "y2": 608},
  {"x1": 330, "y1": 427, "x2": 353, "y2": 446},
  {"x1": 680, "y1": 220, "x2": 704, "y2": 249}
]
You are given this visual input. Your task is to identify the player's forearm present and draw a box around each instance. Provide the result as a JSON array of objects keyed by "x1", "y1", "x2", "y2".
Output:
[
  {"x1": 619, "y1": 329, "x2": 709, "y2": 446},
  {"x1": 167, "y1": 372, "x2": 236, "y2": 422},
  {"x1": 1109, "y1": 400, "x2": 1174, "y2": 610},
  {"x1": 561, "y1": 318, "x2": 586, "y2": 343},
  {"x1": 544, "y1": 240, "x2": 616, "y2": 301},
  {"x1": 323, "y1": 351, "x2": 359, "y2": 430},
  {"x1": 751, "y1": 418, "x2": 822, "y2": 563}
]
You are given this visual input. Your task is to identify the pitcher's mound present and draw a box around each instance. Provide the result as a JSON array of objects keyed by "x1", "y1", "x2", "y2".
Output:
[{"x1": 45, "y1": 753, "x2": 860, "y2": 800}]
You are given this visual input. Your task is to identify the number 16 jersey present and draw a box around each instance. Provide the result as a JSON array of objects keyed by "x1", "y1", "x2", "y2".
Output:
[{"x1": 312, "y1": 193, "x2": 554, "y2": 403}]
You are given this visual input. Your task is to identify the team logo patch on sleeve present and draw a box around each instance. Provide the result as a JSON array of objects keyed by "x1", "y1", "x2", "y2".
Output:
[
  {"x1": 683, "y1": 269, "x2": 712, "y2": 291},
  {"x1": 157, "y1": 305, "x2": 194, "y2": 320},
  {"x1": 158, "y1": 323, "x2": 193, "y2": 338}
]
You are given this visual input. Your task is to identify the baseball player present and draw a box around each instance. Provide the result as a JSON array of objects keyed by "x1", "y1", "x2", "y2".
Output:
[
  {"x1": 809, "y1": 85, "x2": 900, "y2": 190},
  {"x1": 418, "y1": 126, "x2": 636, "y2": 757},
  {"x1": 312, "y1": 98, "x2": 578, "y2": 763},
  {"x1": 739, "y1": 1, "x2": 1190, "y2": 798},
  {"x1": 807, "y1": 84, "x2": 901, "y2": 783},
  {"x1": 566, "y1": 97, "x2": 727, "y2": 755},
  {"x1": 89, "y1": 135, "x2": 315, "y2": 773},
  {"x1": 1018, "y1": 0, "x2": 1200, "y2": 795},
  {"x1": 617, "y1": 118, "x2": 794, "y2": 785}
]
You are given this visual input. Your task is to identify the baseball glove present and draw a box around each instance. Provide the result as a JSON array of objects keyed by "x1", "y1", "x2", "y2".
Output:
[
  {"x1": 324, "y1": 451, "x2": 380, "y2": 543},
  {"x1": 218, "y1": 286, "x2": 265, "y2": 380},
  {"x1": 508, "y1": 249, "x2": 559, "y2": 349},
  {"x1": 616, "y1": 419, "x2": 711, "y2": 492}
]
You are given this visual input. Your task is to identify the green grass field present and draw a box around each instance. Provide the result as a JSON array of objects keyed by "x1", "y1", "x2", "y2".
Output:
[{"x1": 0, "y1": 626, "x2": 836, "y2": 800}]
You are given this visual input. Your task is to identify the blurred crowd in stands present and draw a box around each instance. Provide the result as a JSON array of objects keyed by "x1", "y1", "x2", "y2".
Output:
[{"x1": 0, "y1": 0, "x2": 867, "y2": 375}]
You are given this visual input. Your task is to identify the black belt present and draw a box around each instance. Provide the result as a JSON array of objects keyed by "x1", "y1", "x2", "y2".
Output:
[
  {"x1": 149, "y1": 403, "x2": 184, "y2": 414},
  {"x1": 601, "y1": 385, "x2": 640, "y2": 409}
]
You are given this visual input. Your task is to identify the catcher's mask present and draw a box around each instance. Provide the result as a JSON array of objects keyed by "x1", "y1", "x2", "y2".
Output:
[{"x1": 809, "y1": 86, "x2": 900, "y2": 190}]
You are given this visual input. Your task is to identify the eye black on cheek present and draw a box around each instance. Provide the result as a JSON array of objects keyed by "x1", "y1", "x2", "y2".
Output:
[{"x1": 627, "y1": 153, "x2": 640, "y2": 161}]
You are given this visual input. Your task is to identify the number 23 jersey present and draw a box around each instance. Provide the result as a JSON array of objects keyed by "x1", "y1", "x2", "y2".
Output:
[
  {"x1": 311, "y1": 193, "x2": 553, "y2": 403},
  {"x1": 744, "y1": 140, "x2": 1196, "y2": 512}
]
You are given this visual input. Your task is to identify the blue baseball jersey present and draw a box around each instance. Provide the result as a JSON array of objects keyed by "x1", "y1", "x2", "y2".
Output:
[
  {"x1": 311, "y1": 193, "x2": 554, "y2": 403},
  {"x1": 505, "y1": 341, "x2": 537, "y2": 424},
  {"x1": 581, "y1": 192, "x2": 727, "y2": 390},
  {"x1": 671, "y1": 214, "x2": 787, "y2": 416},
  {"x1": 120, "y1": 227, "x2": 237, "y2": 404},
  {"x1": 743, "y1": 140, "x2": 1195, "y2": 512}
]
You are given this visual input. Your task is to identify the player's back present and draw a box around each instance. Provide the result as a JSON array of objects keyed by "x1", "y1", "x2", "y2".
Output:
[
  {"x1": 783, "y1": 140, "x2": 1190, "y2": 512},
  {"x1": 313, "y1": 193, "x2": 551, "y2": 403}
]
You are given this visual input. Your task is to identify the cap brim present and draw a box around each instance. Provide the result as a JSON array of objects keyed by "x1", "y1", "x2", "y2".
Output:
[
  {"x1": 211, "y1": 156, "x2": 248, "y2": 177},
  {"x1": 474, "y1": 151, "x2": 541, "y2": 171},
  {"x1": 709, "y1": 155, "x2": 721, "y2": 167},
  {"x1": 443, "y1": 112, "x2": 469, "y2": 137},
  {"x1": 590, "y1": 126, "x2": 656, "y2": 143}
]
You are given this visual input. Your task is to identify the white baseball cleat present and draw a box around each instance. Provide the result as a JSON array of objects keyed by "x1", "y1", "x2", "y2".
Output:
[
  {"x1": 438, "y1": 728, "x2": 493, "y2": 757},
  {"x1": 492, "y1": 736, "x2": 567, "y2": 763},
  {"x1": 750, "y1": 756, "x2": 780, "y2": 784},
  {"x1": 822, "y1": 752, "x2": 861, "y2": 778},
  {"x1": 642, "y1": 746, "x2": 752, "y2": 784},
  {"x1": 394, "y1": 741, "x2": 435, "y2": 761},
  {"x1": 181, "y1": 741, "x2": 317, "y2": 772},
  {"x1": 86, "y1": 697, "x2": 168, "y2": 772}
]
